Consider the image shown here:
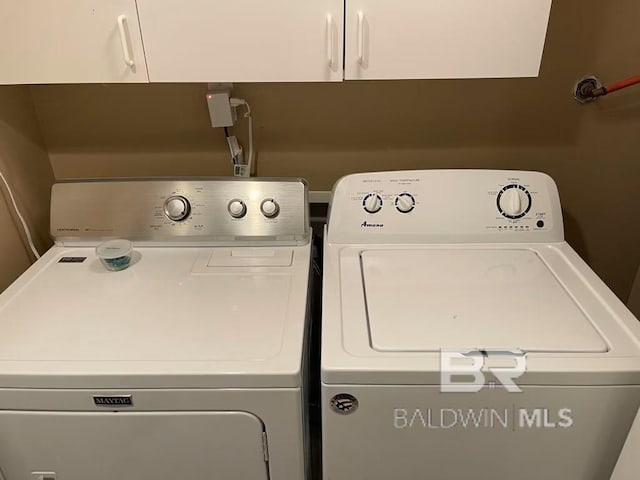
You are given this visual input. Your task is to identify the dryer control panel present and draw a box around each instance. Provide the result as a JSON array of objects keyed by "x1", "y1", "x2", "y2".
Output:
[
  {"x1": 51, "y1": 178, "x2": 310, "y2": 246},
  {"x1": 327, "y1": 170, "x2": 563, "y2": 244}
]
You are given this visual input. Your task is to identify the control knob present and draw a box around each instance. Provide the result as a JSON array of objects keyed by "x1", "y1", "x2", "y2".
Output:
[
  {"x1": 363, "y1": 193, "x2": 383, "y2": 214},
  {"x1": 497, "y1": 185, "x2": 532, "y2": 219},
  {"x1": 395, "y1": 193, "x2": 415, "y2": 213},
  {"x1": 227, "y1": 199, "x2": 247, "y2": 219},
  {"x1": 164, "y1": 196, "x2": 191, "y2": 222},
  {"x1": 261, "y1": 198, "x2": 280, "y2": 218}
]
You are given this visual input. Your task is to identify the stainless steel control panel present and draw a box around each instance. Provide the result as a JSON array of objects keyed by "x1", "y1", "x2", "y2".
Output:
[{"x1": 51, "y1": 178, "x2": 310, "y2": 245}]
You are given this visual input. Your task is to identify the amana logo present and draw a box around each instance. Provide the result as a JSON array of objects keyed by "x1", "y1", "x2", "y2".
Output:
[
  {"x1": 330, "y1": 393, "x2": 359, "y2": 415},
  {"x1": 361, "y1": 221, "x2": 384, "y2": 228},
  {"x1": 93, "y1": 395, "x2": 134, "y2": 407}
]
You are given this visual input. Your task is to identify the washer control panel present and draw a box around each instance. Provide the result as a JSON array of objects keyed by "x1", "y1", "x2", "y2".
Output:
[
  {"x1": 327, "y1": 170, "x2": 563, "y2": 244},
  {"x1": 51, "y1": 178, "x2": 309, "y2": 245}
]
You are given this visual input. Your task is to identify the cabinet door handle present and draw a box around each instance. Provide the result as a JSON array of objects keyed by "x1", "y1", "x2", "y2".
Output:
[
  {"x1": 117, "y1": 15, "x2": 135, "y2": 68},
  {"x1": 357, "y1": 11, "x2": 365, "y2": 65},
  {"x1": 326, "y1": 14, "x2": 335, "y2": 68}
]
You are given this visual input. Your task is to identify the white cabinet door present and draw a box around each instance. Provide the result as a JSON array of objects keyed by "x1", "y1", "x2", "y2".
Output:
[
  {"x1": 345, "y1": 0, "x2": 553, "y2": 80},
  {"x1": 0, "y1": 1, "x2": 148, "y2": 84},
  {"x1": 137, "y1": 0, "x2": 343, "y2": 82}
]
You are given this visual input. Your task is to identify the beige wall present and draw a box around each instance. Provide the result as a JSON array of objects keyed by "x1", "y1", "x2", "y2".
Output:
[
  {"x1": 24, "y1": 0, "x2": 640, "y2": 302},
  {"x1": 0, "y1": 86, "x2": 55, "y2": 291}
]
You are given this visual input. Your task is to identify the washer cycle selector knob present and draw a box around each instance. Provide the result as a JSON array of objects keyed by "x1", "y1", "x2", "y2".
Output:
[
  {"x1": 227, "y1": 199, "x2": 247, "y2": 218},
  {"x1": 395, "y1": 193, "x2": 415, "y2": 213},
  {"x1": 261, "y1": 198, "x2": 280, "y2": 218},
  {"x1": 497, "y1": 184, "x2": 532, "y2": 219},
  {"x1": 164, "y1": 196, "x2": 191, "y2": 222},
  {"x1": 363, "y1": 193, "x2": 383, "y2": 214}
]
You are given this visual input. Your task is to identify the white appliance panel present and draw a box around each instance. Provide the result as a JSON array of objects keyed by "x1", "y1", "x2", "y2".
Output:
[
  {"x1": 322, "y1": 385, "x2": 640, "y2": 480},
  {"x1": 327, "y1": 169, "x2": 563, "y2": 244},
  {"x1": 0, "y1": 411, "x2": 268, "y2": 480},
  {"x1": 610, "y1": 408, "x2": 640, "y2": 480},
  {"x1": 362, "y1": 248, "x2": 607, "y2": 353},
  {"x1": 0, "y1": 248, "x2": 291, "y2": 363},
  {"x1": 0, "y1": 388, "x2": 307, "y2": 480}
]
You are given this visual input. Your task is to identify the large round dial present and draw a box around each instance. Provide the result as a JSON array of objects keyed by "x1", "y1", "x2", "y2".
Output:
[
  {"x1": 164, "y1": 196, "x2": 191, "y2": 222},
  {"x1": 497, "y1": 184, "x2": 532, "y2": 219},
  {"x1": 363, "y1": 193, "x2": 383, "y2": 214},
  {"x1": 260, "y1": 198, "x2": 280, "y2": 218},
  {"x1": 395, "y1": 193, "x2": 415, "y2": 213},
  {"x1": 227, "y1": 199, "x2": 247, "y2": 219}
]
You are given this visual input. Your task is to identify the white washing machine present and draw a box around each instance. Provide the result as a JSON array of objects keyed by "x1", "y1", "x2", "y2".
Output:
[
  {"x1": 610, "y1": 407, "x2": 640, "y2": 479},
  {"x1": 0, "y1": 178, "x2": 312, "y2": 480},
  {"x1": 321, "y1": 170, "x2": 640, "y2": 480}
]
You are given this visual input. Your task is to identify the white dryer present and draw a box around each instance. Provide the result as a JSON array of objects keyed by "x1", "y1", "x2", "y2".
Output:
[
  {"x1": 0, "y1": 178, "x2": 312, "y2": 480},
  {"x1": 322, "y1": 170, "x2": 640, "y2": 480}
]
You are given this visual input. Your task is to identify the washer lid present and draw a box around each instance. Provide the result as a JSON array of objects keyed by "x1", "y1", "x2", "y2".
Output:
[{"x1": 361, "y1": 249, "x2": 608, "y2": 353}]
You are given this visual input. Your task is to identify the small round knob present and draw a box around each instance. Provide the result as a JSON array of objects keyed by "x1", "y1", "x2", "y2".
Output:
[
  {"x1": 227, "y1": 199, "x2": 247, "y2": 219},
  {"x1": 395, "y1": 193, "x2": 415, "y2": 213},
  {"x1": 164, "y1": 196, "x2": 191, "y2": 222},
  {"x1": 363, "y1": 193, "x2": 383, "y2": 214},
  {"x1": 497, "y1": 185, "x2": 531, "y2": 219},
  {"x1": 261, "y1": 198, "x2": 280, "y2": 218}
]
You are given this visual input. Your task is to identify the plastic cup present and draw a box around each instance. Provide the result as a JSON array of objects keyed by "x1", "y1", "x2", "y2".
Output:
[{"x1": 96, "y1": 239, "x2": 133, "y2": 271}]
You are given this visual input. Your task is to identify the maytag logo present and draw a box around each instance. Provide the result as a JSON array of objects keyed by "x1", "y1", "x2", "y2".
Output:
[
  {"x1": 93, "y1": 395, "x2": 134, "y2": 407},
  {"x1": 361, "y1": 221, "x2": 384, "y2": 228}
]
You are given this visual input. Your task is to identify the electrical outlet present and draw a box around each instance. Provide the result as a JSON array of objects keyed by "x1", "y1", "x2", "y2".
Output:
[{"x1": 206, "y1": 83, "x2": 236, "y2": 128}]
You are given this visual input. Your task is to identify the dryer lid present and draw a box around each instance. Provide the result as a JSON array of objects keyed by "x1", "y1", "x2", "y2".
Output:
[
  {"x1": 0, "y1": 245, "x2": 311, "y2": 388},
  {"x1": 361, "y1": 249, "x2": 608, "y2": 353}
]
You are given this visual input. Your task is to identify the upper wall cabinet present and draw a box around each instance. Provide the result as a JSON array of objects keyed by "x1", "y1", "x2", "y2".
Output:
[
  {"x1": 136, "y1": 0, "x2": 344, "y2": 82},
  {"x1": 0, "y1": 1, "x2": 148, "y2": 84},
  {"x1": 344, "y1": 0, "x2": 553, "y2": 80}
]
